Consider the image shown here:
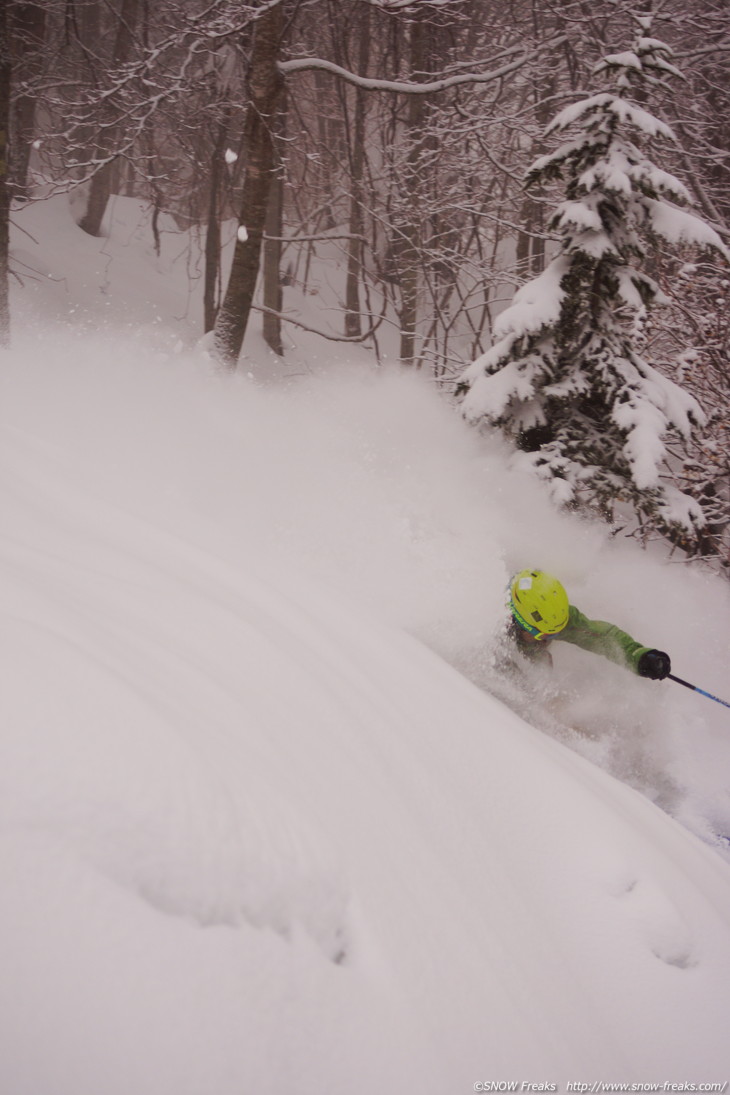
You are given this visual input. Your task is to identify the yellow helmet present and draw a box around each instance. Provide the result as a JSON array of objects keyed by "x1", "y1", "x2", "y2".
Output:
[{"x1": 509, "y1": 569, "x2": 569, "y2": 638}]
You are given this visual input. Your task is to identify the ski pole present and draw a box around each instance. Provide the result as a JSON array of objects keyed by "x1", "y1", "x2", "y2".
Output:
[{"x1": 668, "y1": 673, "x2": 730, "y2": 710}]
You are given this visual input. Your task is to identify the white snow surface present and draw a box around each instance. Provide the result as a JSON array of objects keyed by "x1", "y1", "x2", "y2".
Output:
[{"x1": 3, "y1": 195, "x2": 730, "y2": 1092}]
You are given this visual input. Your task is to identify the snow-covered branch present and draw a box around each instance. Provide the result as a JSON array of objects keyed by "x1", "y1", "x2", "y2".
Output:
[{"x1": 278, "y1": 38, "x2": 566, "y2": 94}]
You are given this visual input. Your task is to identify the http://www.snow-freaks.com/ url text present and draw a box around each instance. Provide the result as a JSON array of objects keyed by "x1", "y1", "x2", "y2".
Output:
[{"x1": 473, "y1": 1083, "x2": 728, "y2": 1093}]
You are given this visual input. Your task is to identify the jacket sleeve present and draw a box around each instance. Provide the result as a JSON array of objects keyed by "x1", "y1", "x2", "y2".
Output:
[{"x1": 557, "y1": 605, "x2": 651, "y2": 673}]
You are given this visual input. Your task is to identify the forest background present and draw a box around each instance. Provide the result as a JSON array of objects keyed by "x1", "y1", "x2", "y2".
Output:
[{"x1": 0, "y1": 0, "x2": 728, "y2": 565}]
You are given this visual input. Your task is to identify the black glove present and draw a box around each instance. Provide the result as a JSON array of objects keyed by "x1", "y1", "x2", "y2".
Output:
[{"x1": 637, "y1": 649, "x2": 671, "y2": 680}]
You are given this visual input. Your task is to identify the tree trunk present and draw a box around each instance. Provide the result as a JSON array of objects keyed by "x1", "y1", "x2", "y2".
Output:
[
  {"x1": 516, "y1": 195, "x2": 546, "y2": 277},
  {"x1": 79, "y1": 160, "x2": 115, "y2": 237},
  {"x1": 262, "y1": 86, "x2": 286, "y2": 356},
  {"x1": 0, "y1": 0, "x2": 11, "y2": 346},
  {"x1": 204, "y1": 113, "x2": 231, "y2": 333},
  {"x1": 344, "y1": 3, "x2": 370, "y2": 339},
  {"x1": 313, "y1": 66, "x2": 336, "y2": 230},
  {"x1": 78, "y1": 0, "x2": 140, "y2": 237},
  {"x1": 397, "y1": 15, "x2": 428, "y2": 365},
  {"x1": 262, "y1": 163, "x2": 284, "y2": 355},
  {"x1": 8, "y1": 1, "x2": 46, "y2": 198},
  {"x1": 213, "y1": 2, "x2": 285, "y2": 369}
]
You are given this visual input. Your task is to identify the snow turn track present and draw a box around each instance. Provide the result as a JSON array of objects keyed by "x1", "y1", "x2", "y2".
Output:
[{"x1": 1, "y1": 336, "x2": 730, "y2": 1093}]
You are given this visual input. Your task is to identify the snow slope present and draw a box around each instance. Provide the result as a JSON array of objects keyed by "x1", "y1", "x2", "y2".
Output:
[{"x1": 3, "y1": 195, "x2": 730, "y2": 1091}]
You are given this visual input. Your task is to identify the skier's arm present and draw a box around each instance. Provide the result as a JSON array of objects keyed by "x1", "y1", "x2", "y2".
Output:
[{"x1": 558, "y1": 605, "x2": 650, "y2": 673}]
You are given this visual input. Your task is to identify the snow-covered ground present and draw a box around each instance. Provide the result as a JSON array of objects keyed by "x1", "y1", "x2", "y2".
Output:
[{"x1": 3, "y1": 195, "x2": 730, "y2": 1093}]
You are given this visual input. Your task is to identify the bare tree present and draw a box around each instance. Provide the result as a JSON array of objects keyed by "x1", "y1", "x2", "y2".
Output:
[
  {"x1": 213, "y1": 0, "x2": 286, "y2": 367},
  {"x1": 0, "y1": 0, "x2": 10, "y2": 345},
  {"x1": 204, "y1": 108, "x2": 233, "y2": 333},
  {"x1": 261, "y1": 85, "x2": 286, "y2": 355},
  {"x1": 278, "y1": 0, "x2": 569, "y2": 369},
  {"x1": 4, "y1": 0, "x2": 726, "y2": 407},
  {"x1": 7, "y1": 0, "x2": 46, "y2": 198},
  {"x1": 343, "y1": 2, "x2": 370, "y2": 339},
  {"x1": 78, "y1": 0, "x2": 140, "y2": 236}
]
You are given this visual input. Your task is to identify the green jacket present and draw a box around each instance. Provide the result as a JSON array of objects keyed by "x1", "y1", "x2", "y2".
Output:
[{"x1": 516, "y1": 605, "x2": 651, "y2": 673}]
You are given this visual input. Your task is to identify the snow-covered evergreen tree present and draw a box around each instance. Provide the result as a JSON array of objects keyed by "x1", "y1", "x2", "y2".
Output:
[
  {"x1": 458, "y1": 15, "x2": 729, "y2": 546},
  {"x1": 648, "y1": 259, "x2": 730, "y2": 563}
]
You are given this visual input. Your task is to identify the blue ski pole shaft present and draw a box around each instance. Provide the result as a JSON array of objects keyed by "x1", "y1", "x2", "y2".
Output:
[{"x1": 668, "y1": 673, "x2": 730, "y2": 710}]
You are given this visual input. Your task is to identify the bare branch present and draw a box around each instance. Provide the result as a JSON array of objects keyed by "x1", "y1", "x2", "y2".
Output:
[{"x1": 252, "y1": 302, "x2": 385, "y2": 342}]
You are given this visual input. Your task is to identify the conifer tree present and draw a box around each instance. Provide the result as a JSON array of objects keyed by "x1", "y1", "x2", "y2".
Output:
[{"x1": 458, "y1": 15, "x2": 729, "y2": 546}]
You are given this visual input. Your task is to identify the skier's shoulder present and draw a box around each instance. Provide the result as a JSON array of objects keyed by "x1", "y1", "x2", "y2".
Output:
[
  {"x1": 563, "y1": 601, "x2": 591, "y2": 633},
  {"x1": 559, "y1": 602, "x2": 617, "y2": 646},
  {"x1": 564, "y1": 602, "x2": 629, "y2": 638}
]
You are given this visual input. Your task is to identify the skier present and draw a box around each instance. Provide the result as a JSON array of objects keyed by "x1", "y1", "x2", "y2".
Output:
[{"x1": 507, "y1": 569, "x2": 671, "y2": 679}]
